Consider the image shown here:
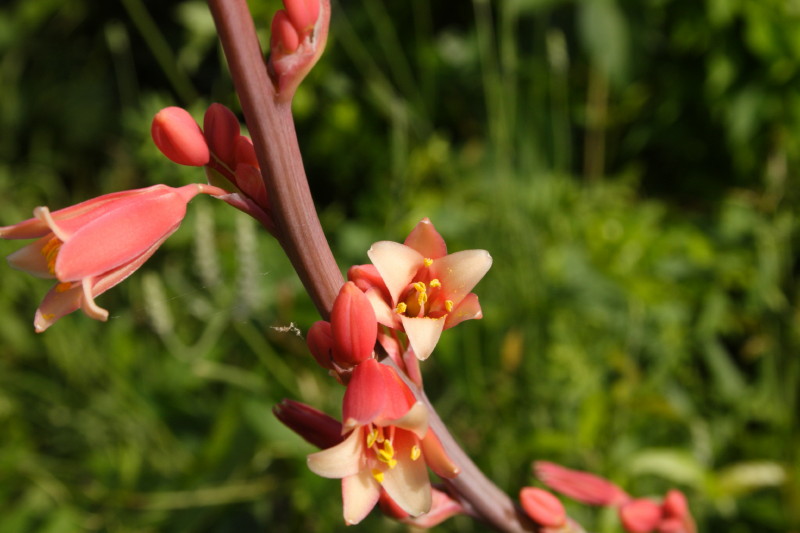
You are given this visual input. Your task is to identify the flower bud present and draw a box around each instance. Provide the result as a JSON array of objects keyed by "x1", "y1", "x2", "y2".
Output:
[
  {"x1": 520, "y1": 487, "x2": 566, "y2": 528},
  {"x1": 270, "y1": 9, "x2": 300, "y2": 54},
  {"x1": 151, "y1": 107, "x2": 209, "y2": 166},
  {"x1": 307, "y1": 320, "x2": 334, "y2": 370},
  {"x1": 284, "y1": 0, "x2": 320, "y2": 35},
  {"x1": 203, "y1": 103, "x2": 240, "y2": 168},
  {"x1": 619, "y1": 499, "x2": 662, "y2": 533},
  {"x1": 662, "y1": 490, "x2": 688, "y2": 519},
  {"x1": 273, "y1": 399, "x2": 343, "y2": 449},
  {"x1": 331, "y1": 281, "x2": 377, "y2": 366}
]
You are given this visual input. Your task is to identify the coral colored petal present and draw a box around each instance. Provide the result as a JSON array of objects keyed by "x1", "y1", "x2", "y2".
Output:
[
  {"x1": 520, "y1": 487, "x2": 566, "y2": 528},
  {"x1": 342, "y1": 469, "x2": 381, "y2": 525},
  {"x1": 6, "y1": 235, "x2": 57, "y2": 279},
  {"x1": 307, "y1": 429, "x2": 364, "y2": 479},
  {"x1": 420, "y1": 430, "x2": 460, "y2": 479},
  {"x1": 342, "y1": 359, "x2": 387, "y2": 429},
  {"x1": 400, "y1": 315, "x2": 446, "y2": 361},
  {"x1": 384, "y1": 402, "x2": 428, "y2": 439},
  {"x1": 403, "y1": 218, "x2": 447, "y2": 259},
  {"x1": 203, "y1": 103, "x2": 240, "y2": 168},
  {"x1": 375, "y1": 364, "x2": 417, "y2": 422},
  {"x1": 443, "y1": 292, "x2": 483, "y2": 329},
  {"x1": 54, "y1": 191, "x2": 190, "y2": 281},
  {"x1": 80, "y1": 277, "x2": 109, "y2": 321},
  {"x1": 403, "y1": 487, "x2": 465, "y2": 528},
  {"x1": 34, "y1": 282, "x2": 83, "y2": 333},
  {"x1": 431, "y1": 249, "x2": 492, "y2": 304},
  {"x1": 382, "y1": 431, "x2": 432, "y2": 517},
  {"x1": 368, "y1": 241, "x2": 424, "y2": 304},
  {"x1": 366, "y1": 287, "x2": 399, "y2": 328}
]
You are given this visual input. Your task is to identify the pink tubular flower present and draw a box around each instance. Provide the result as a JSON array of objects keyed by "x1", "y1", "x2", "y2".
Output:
[
  {"x1": 353, "y1": 218, "x2": 492, "y2": 360},
  {"x1": 307, "y1": 358, "x2": 432, "y2": 524},
  {"x1": 534, "y1": 461, "x2": 631, "y2": 507},
  {"x1": 0, "y1": 184, "x2": 225, "y2": 332}
]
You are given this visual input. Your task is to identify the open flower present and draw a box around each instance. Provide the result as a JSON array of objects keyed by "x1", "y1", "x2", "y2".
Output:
[
  {"x1": 353, "y1": 218, "x2": 492, "y2": 360},
  {"x1": 307, "y1": 358, "x2": 432, "y2": 524},
  {"x1": 0, "y1": 183, "x2": 225, "y2": 332}
]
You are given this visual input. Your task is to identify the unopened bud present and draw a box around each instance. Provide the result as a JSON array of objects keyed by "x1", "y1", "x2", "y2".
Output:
[
  {"x1": 520, "y1": 487, "x2": 566, "y2": 528},
  {"x1": 662, "y1": 490, "x2": 688, "y2": 519},
  {"x1": 271, "y1": 10, "x2": 300, "y2": 54},
  {"x1": 307, "y1": 320, "x2": 334, "y2": 370},
  {"x1": 203, "y1": 103, "x2": 240, "y2": 168},
  {"x1": 284, "y1": 0, "x2": 320, "y2": 35},
  {"x1": 331, "y1": 281, "x2": 377, "y2": 366},
  {"x1": 619, "y1": 499, "x2": 662, "y2": 533},
  {"x1": 273, "y1": 399, "x2": 343, "y2": 449},
  {"x1": 151, "y1": 107, "x2": 209, "y2": 166}
]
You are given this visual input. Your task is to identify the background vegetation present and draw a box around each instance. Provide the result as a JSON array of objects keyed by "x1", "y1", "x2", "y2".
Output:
[{"x1": 0, "y1": 0, "x2": 797, "y2": 531}]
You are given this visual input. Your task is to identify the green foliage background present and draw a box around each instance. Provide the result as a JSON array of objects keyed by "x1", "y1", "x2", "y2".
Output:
[{"x1": 0, "y1": 0, "x2": 797, "y2": 531}]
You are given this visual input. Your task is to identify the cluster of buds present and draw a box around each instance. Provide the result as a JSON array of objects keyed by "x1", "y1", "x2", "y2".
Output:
[
  {"x1": 277, "y1": 219, "x2": 493, "y2": 525},
  {"x1": 151, "y1": 104, "x2": 273, "y2": 231},
  {"x1": 534, "y1": 461, "x2": 697, "y2": 533}
]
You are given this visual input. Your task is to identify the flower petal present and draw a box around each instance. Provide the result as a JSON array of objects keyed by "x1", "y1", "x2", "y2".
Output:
[
  {"x1": 420, "y1": 430, "x2": 460, "y2": 479},
  {"x1": 385, "y1": 401, "x2": 428, "y2": 439},
  {"x1": 6, "y1": 235, "x2": 57, "y2": 279},
  {"x1": 443, "y1": 292, "x2": 483, "y2": 329},
  {"x1": 33, "y1": 282, "x2": 84, "y2": 333},
  {"x1": 403, "y1": 218, "x2": 447, "y2": 259},
  {"x1": 381, "y1": 430, "x2": 432, "y2": 517},
  {"x1": 342, "y1": 359, "x2": 387, "y2": 430},
  {"x1": 400, "y1": 315, "x2": 446, "y2": 361},
  {"x1": 342, "y1": 469, "x2": 381, "y2": 525},
  {"x1": 307, "y1": 429, "x2": 364, "y2": 479},
  {"x1": 431, "y1": 249, "x2": 492, "y2": 305},
  {"x1": 368, "y1": 241, "x2": 424, "y2": 304}
]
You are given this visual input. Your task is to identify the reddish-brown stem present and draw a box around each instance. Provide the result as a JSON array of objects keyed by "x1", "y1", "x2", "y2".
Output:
[
  {"x1": 208, "y1": 0, "x2": 342, "y2": 319},
  {"x1": 207, "y1": 0, "x2": 536, "y2": 531}
]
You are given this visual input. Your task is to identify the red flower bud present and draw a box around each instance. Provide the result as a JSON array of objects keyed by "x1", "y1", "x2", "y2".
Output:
[
  {"x1": 270, "y1": 10, "x2": 300, "y2": 54},
  {"x1": 273, "y1": 399, "x2": 343, "y2": 449},
  {"x1": 662, "y1": 490, "x2": 688, "y2": 519},
  {"x1": 151, "y1": 107, "x2": 209, "y2": 166},
  {"x1": 284, "y1": 0, "x2": 320, "y2": 34},
  {"x1": 203, "y1": 103, "x2": 240, "y2": 168},
  {"x1": 519, "y1": 487, "x2": 566, "y2": 528},
  {"x1": 331, "y1": 281, "x2": 377, "y2": 366},
  {"x1": 307, "y1": 320, "x2": 334, "y2": 370},
  {"x1": 619, "y1": 499, "x2": 662, "y2": 533}
]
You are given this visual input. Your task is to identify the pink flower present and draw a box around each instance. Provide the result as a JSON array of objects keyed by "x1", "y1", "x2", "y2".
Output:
[
  {"x1": 352, "y1": 218, "x2": 492, "y2": 360},
  {"x1": 307, "y1": 358, "x2": 432, "y2": 524},
  {"x1": 151, "y1": 107, "x2": 210, "y2": 166},
  {"x1": 0, "y1": 184, "x2": 224, "y2": 332}
]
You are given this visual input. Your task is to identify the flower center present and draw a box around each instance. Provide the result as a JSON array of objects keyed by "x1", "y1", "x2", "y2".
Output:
[
  {"x1": 394, "y1": 258, "x2": 454, "y2": 318},
  {"x1": 365, "y1": 425, "x2": 422, "y2": 483}
]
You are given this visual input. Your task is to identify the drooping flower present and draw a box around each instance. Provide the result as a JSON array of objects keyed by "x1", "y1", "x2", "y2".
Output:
[
  {"x1": 0, "y1": 183, "x2": 225, "y2": 332},
  {"x1": 351, "y1": 218, "x2": 492, "y2": 360},
  {"x1": 307, "y1": 358, "x2": 432, "y2": 524},
  {"x1": 534, "y1": 461, "x2": 631, "y2": 507}
]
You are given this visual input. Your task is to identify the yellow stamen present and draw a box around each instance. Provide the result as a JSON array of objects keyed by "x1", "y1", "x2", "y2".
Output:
[
  {"x1": 412, "y1": 282, "x2": 426, "y2": 293},
  {"x1": 445, "y1": 300, "x2": 454, "y2": 312},
  {"x1": 410, "y1": 445, "x2": 421, "y2": 461},
  {"x1": 423, "y1": 258, "x2": 433, "y2": 267},
  {"x1": 417, "y1": 291, "x2": 428, "y2": 307},
  {"x1": 372, "y1": 468, "x2": 384, "y2": 483},
  {"x1": 366, "y1": 427, "x2": 379, "y2": 448},
  {"x1": 41, "y1": 237, "x2": 62, "y2": 275},
  {"x1": 395, "y1": 302, "x2": 407, "y2": 314},
  {"x1": 429, "y1": 278, "x2": 441, "y2": 288},
  {"x1": 55, "y1": 282, "x2": 73, "y2": 293}
]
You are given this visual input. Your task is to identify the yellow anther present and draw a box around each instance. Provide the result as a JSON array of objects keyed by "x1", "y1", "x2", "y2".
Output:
[
  {"x1": 417, "y1": 291, "x2": 428, "y2": 307},
  {"x1": 423, "y1": 258, "x2": 434, "y2": 267},
  {"x1": 429, "y1": 278, "x2": 441, "y2": 288},
  {"x1": 412, "y1": 282, "x2": 427, "y2": 293},
  {"x1": 366, "y1": 428, "x2": 379, "y2": 448},
  {"x1": 445, "y1": 300, "x2": 454, "y2": 312},
  {"x1": 395, "y1": 302, "x2": 407, "y2": 314},
  {"x1": 410, "y1": 445, "x2": 421, "y2": 461},
  {"x1": 382, "y1": 439, "x2": 395, "y2": 456},
  {"x1": 41, "y1": 237, "x2": 62, "y2": 275},
  {"x1": 55, "y1": 282, "x2": 73, "y2": 293},
  {"x1": 372, "y1": 468, "x2": 384, "y2": 483}
]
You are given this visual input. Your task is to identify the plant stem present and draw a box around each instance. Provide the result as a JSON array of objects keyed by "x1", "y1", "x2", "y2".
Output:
[
  {"x1": 207, "y1": 0, "x2": 537, "y2": 530},
  {"x1": 207, "y1": 0, "x2": 342, "y2": 320}
]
